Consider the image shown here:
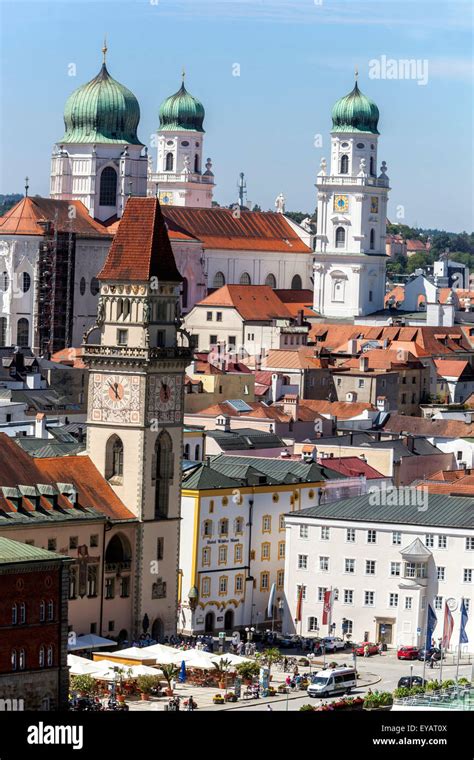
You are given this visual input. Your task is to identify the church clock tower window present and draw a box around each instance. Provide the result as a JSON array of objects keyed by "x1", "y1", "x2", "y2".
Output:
[
  {"x1": 99, "y1": 167, "x2": 118, "y2": 206},
  {"x1": 105, "y1": 434, "x2": 124, "y2": 482},
  {"x1": 335, "y1": 227, "x2": 346, "y2": 248},
  {"x1": 340, "y1": 154, "x2": 349, "y2": 174},
  {"x1": 165, "y1": 153, "x2": 174, "y2": 171},
  {"x1": 154, "y1": 431, "x2": 173, "y2": 519}
]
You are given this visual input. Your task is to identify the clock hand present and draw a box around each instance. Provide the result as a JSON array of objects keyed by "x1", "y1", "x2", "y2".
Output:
[{"x1": 107, "y1": 381, "x2": 119, "y2": 399}]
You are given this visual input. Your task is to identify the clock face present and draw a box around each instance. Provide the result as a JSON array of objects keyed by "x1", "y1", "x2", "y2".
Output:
[
  {"x1": 103, "y1": 375, "x2": 131, "y2": 410},
  {"x1": 334, "y1": 194, "x2": 349, "y2": 213},
  {"x1": 147, "y1": 374, "x2": 183, "y2": 424},
  {"x1": 371, "y1": 197, "x2": 379, "y2": 214},
  {"x1": 159, "y1": 191, "x2": 174, "y2": 206},
  {"x1": 90, "y1": 373, "x2": 141, "y2": 423}
]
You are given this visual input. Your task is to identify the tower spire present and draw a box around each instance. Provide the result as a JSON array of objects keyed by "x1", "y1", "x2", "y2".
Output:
[
  {"x1": 354, "y1": 65, "x2": 358, "y2": 83},
  {"x1": 24, "y1": 176, "x2": 29, "y2": 197},
  {"x1": 102, "y1": 36, "x2": 108, "y2": 64}
]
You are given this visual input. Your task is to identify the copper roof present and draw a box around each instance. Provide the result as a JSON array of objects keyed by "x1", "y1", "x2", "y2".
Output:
[
  {"x1": 0, "y1": 197, "x2": 111, "y2": 237},
  {"x1": 162, "y1": 207, "x2": 312, "y2": 253},
  {"x1": 98, "y1": 197, "x2": 182, "y2": 282}
]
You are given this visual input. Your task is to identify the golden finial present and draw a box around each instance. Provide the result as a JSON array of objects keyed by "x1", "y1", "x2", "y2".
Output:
[
  {"x1": 354, "y1": 65, "x2": 359, "y2": 82},
  {"x1": 102, "y1": 36, "x2": 108, "y2": 64},
  {"x1": 182, "y1": 67, "x2": 186, "y2": 82}
]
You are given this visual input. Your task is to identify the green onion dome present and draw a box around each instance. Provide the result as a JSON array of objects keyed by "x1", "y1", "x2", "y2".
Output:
[
  {"x1": 59, "y1": 62, "x2": 143, "y2": 145},
  {"x1": 159, "y1": 80, "x2": 205, "y2": 133},
  {"x1": 331, "y1": 81, "x2": 379, "y2": 135}
]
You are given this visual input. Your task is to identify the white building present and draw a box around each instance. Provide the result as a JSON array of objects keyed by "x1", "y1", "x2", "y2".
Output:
[
  {"x1": 50, "y1": 46, "x2": 148, "y2": 221},
  {"x1": 283, "y1": 491, "x2": 474, "y2": 651},
  {"x1": 147, "y1": 75, "x2": 215, "y2": 208},
  {"x1": 313, "y1": 78, "x2": 389, "y2": 318}
]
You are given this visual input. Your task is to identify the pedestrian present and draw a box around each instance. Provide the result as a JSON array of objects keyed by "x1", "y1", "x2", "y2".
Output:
[
  {"x1": 283, "y1": 656, "x2": 288, "y2": 671},
  {"x1": 378, "y1": 642, "x2": 383, "y2": 655},
  {"x1": 429, "y1": 652, "x2": 436, "y2": 669},
  {"x1": 293, "y1": 665, "x2": 299, "y2": 677},
  {"x1": 364, "y1": 644, "x2": 369, "y2": 658},
  {"x1": 266, "y1": 704, "x2": 273, "y2": 712},
  {"x1": 285, "y1": 675, "x2": 291, "y2": 687}
]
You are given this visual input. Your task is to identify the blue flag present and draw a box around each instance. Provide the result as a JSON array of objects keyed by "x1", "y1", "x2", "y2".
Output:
[
  {"x1": 425, "y1": 604, "x2": 438, "y2": 650},
  {"x1": 460, "y1": 599, "x2": 469, "y2": 644}
]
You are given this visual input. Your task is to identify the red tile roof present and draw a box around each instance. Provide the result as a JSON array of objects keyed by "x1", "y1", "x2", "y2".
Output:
[
  {"x1": 340, "y1": 348, "x2": 422, "y2": 371},
  {"x1": 196, "y1": 285, "x2": 293, "y2": 320},
  {"x1": 297, "y1": 399, "x2": 375, "y2": 419},
  {"x1": 98, "y1": 197, "x2": 182, "y2": 282},
  {"x1": 264, "y1": 348, "x2": 328, "y2": 370},
  {"x1": 316, "y1": 456, "x2": 384, "y2": 480},
  {"x1": 310, "y1": 324, "x2": 471, "y2": 357},
  {"x1": 382, "y1": 413, "x2": 474, "y2": 438},
  {"x1": 0, "y1": 197, "x2": 111, "y2": 237},
  {"x1": 162, "y1": 207, "x2": 312, "y2": 253},
  {"x1": 406, "y1": 239, "x2": 428, "y2": 252},
  {"x1": 433, "y1": 359, "x2": 469, "y2": 379}
]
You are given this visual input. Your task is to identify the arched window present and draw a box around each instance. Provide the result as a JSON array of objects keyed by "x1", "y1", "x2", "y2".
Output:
[
  {"x1": 265, "y1": 273, "x2": 276, "y2": 288},
  {"x1": 90, "y1": 277, "x2": 100, "y2": 296},
  {"x1": 340, "y1": 154, "x2": 349, "y2": 174},
  {"x1": 213, "y1": 272, "x2": 225, "y2": 289},
  {"x1": 239, "y1": 272, "x2": 251, "y2": 286},
  {"x1": 154, "y1": 431, "x2": 173, "y2": 518},
  {"x1": 19, "y1": 602, "x2": 26, "y2": 624},
  {"x1": 194, "y1": 154, "x2": 200, "y2": 173},
  {"x1": 99, "y1": 167, "x2": 117, "y2": 206},
  {"x1": 165, "y1": 152, "x2": 174, "y2": 171},
  {"x1": 11, "y1": 604, "x2": 17, "y2": 625},
  {"x1": 335, "y1": 227, "x2": 345, "y2": 248},
  {"x1": 331, "y1": 270, "x2": 348, "y2": 303},
  {"x1": 194, "y1": 444, "x2": 201, "y2": 460},
  {"x1": 184, "y1": 443, "x2": 190, "y2": 460},
  {"x1": 11, "y1": 650, "x2": 17, "y2": 671},
  {"x1": 47, "y1": 600, "x2": 54, "y2": 621},
  {"x1": 181, "y1": 277, "x2": 188, "y2": 309},
  {"x1": 0, "y1": 271, "x2": 9, "y2": 291},
  {"x1": 370, "y1": 156, "x2": 375, "y2": 176},
  {"x1": 105, "y1": 435, "x2": 124, "y2": 481},
  {"x1": 39, "y1": 600, "x2": 45, "y2": 622},
  {"x1": 16, "y1": 318, "x2": 29, "y2": 348},
  {"x1": 203, "y1": 519, "x2": 213, "y2": 537},
  {"x1": 47, "y1": 645, "x2": 53, "y2": 667},
  {"x1": 21, "y1": 272, "x2": 31, "y2": 293},
  {"x1": 370, "y1": 228, "x2": 375, "y2": 250},
  {"x1": 291, "y1": 274, "x2": 302, "y2": 290},
  {"x1": 0, "y1": 316, "x2": 6, "y2": 347},
  {"x1": 219, "y1": 518, "x2": 229, "y2": 536},
  {"x1": 39, "y1": 645, "x2": 45, "y2": 668},
  {"x1": 79, "y1": 277, "x2": 86, "y2": 296},
  {"x1": 105, "y1": 533, "x2": 132, "y2": 564},
  {"x1": 19, "y1": 649, "x2": 26, "y2": 670}
]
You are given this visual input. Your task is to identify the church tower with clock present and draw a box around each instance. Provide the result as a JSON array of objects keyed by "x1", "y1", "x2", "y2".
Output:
[
  {"x1": 83, "y1": 196, "x2": 192, "y2": 638},
  {"x1": 313, "y1": 76, "x2": 390, "y2": 317}
]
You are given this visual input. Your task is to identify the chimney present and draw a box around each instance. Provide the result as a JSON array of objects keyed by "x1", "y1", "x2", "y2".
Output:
[
  {"x1": 347, "y1": 339, "x2": 358, "y2": 354},
  {"x1": 271, "y1": 373, "x2": 279, "y2": 404},
  {"x1": 223, "y1": 415, "x2": 231, "y2": 432},
  {"x1": 283, "y1": 394, "x2": 299, "y2": 421},
  {"x1": 297, "y1": 309, "x2": 304, "y2": 326},
  {"x1": 359, "y1": 355, "x2": 369, "y2": 372},
  {"x1": 402, "y1": 434, "x2": 415, "y2": 452},
  {"x1": 376, "y1": 396, "x2": 388, "y2": 412},
  {"x1": 35, "y1": 413, "x2": 47, "y2": 439}
]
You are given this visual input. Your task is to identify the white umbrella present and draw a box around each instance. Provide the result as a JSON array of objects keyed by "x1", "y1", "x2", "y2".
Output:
[
  {"x1": 140, "y1": 644, "x2": 182, "y2": 664},
  {"x1": 105, "y1": 646, "x2": 156, "y2": 661},
  {"x1": 68, "y1": 634, "x2": 115, "y2": 651},
  {"x1": 213, "y1": 653, "x2": 252, "y2": 666},
  {"x1": 91, "y1": 663, "x2": 161, "y2": 681},
  {"x1": 67, "y1": 654, "x2": 101, "y2": 676},
  {"x1": 178, "y1": 653, "x2": 218, "y2": 669}
]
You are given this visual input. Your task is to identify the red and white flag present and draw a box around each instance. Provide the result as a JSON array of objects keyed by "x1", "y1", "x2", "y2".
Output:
[
  {"x1": 322, "y1": 590, "x2": 333, "y2": 625},
  {"x1": 295, "y1": 585, "x2": 304, "y2": 622},
  {"x1": 441, "y1": 602, "x2": 454, "y2": 649}
]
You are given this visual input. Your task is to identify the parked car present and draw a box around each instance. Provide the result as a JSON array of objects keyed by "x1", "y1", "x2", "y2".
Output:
[
  {"x1": 321, "y1": 636, "x2": 345, "y2": 652},
  {"x1": 354, "y1": 642, "x2": 379, "y2": 656},
  {"x1": 279, "y1": 635, "x2": 301, "y2": 649},
  {"x1": 397, "y1": 675, "x2": 426, "y2": 689},
  {"x1": 417, "y1": 647, "x2": 443, "y2": 662},
  {"x1": 397, "y1": 646, "x2": 419, "y2": 660}
]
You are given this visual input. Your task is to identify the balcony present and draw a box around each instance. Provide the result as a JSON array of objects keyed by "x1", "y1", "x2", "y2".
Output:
[
  {"x1": 149, "y1": 172, "x2": 214, "y2": 185},
  {"x1": 317, "y1": 175, "x2": 389, "y2": 188},
  {"x1": 83, "y1": 345, "x2": 193, "y2": 363},
  {"x1": 105, "y1": 560, "x2": 132, "y2": 574}
]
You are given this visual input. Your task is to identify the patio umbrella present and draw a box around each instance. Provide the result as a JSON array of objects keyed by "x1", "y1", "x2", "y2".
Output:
[
  {"x1": 179, "y1": 660, "x2": 186, "y2": 683},
  {"x1": 213, "y1": 653, "x2": 253, "y2": 666},
  {"x1": 68, "y1": 634, "x2": 115, "y2": 651},
  {"x1": 67, "y1": 654, "x2": 102, "y2": 676},
  {"x1": 141, "y1": 644, "x2": 181, "y2": 664},
  {"x1": 180, "y1": 653, "x2": 217, "y2": 669}
]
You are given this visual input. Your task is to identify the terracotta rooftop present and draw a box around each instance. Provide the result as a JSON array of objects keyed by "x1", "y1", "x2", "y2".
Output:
[
  {"x1": 98, "y1": 197, "x2": 182, "y2": 282},
  {"x1": 189, "y1": 400, "x2": 292, "y2": 422},
  {"x1": 339, "y1": 348, "x2": 423, "y2": 371},
  {"x1": 297, "y1": 399, "x2": 375, "y2": 419},
  {"x1": 264, "y1": 348, "x2": 328, "y2": 370},
  {"x1": 51, "y1": 346, "x2": 85, "y2": 369},
  {"x1": 161, "y1": 207, "x2": 312, "y2": 253},
  {"x1": 433, "y1": 359, "x2": 470, "y2": 379},
  {"x1": 382, "y1": 413, "x2": 474, "y2": 439},
  {"x1": 316, "y1": 456, "x2": 385, "y2": 480},
  {"x1": 425, "y1": 468, "x2": 471, "y2": 482},
  {"x1": 196, "y1": 285, "x2": 293, "y2": 321},
  {"x1": 406, "y1": 239, "x2": 429, "y2": 252},
  {"x1": 0, "y1": 197, "x2": 111, "y2": 237}
]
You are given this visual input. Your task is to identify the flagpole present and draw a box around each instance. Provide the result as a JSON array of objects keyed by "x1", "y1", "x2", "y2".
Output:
[{"x1": 455, "y1": 631, "x2": 462, "y2": 685}]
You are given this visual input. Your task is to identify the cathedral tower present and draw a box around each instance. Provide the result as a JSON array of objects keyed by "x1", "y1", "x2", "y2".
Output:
[
  {"x1": 50, "y1": 44, "x2": 148, "y2": 222},
  {"x1": 148, "y1": 74, "x2": 215, "y2": 207},
  {"x1": 313, "y1": 77, "x2": 389, "y2": 317},
  {"x1": 83, "y1": 196, "x2": 191, "y2": 637}
]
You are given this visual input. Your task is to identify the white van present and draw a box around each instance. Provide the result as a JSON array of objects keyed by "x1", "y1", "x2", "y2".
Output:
[{"x1": 307, "y1": 667, "x2": 357, "y2": 698}]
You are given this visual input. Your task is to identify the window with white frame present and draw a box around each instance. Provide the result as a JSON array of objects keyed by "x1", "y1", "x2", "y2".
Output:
[
  {"x1": 318, "y1": 587, "x2": 327, "y2": 602},
  {"x1": 298, "y1": 554, "x2": 308, "y2": 570},
  {"x1": 464, "y1": 569, "x2": 473, "y2": 583},
  {"x1": 437, "y1": 567, "x2": 446, "y2": 581},
  {"x1": 345, "y1": 558, "x2": 355, "y2": 573},
  {"x1": 346, "y1": 528, "x2": 355, "y2": 543},
  {"x1": 390, "y1": 562, "x2": 401, "y2": 577},
  {"x1": 343, "y1": 589, "x2": 354, "y2": 605},
  {"x1": 219, "y1": 576, "x2": 228, "y2": 594},
  {"x1": 463, "y1": 598, "x2": 471, "y2": 612},
  {"x1": 296, "y1": 584, "x2": 306, "y2": 600},
  {"x1": 308, "y1": 617, "x2": 319, "y2": 632},
  {"x1": 218, "y1": 546, "x2": 227, "y2": 564},
  {"x1": 367, "y1": 529, "x2": 377, "y2": 544},
  {"x1": 389, "y1": 593, "x2": 398, "y2": 607},
  {"x1": 466, "y1": 537, "x2": 474, "y2": 551},
  {"x1": 365, "y1": 560, "x2": 376, "y2": 575},
  {"x1": 425, "y1": 534, "x2": 434, "y2": 548},
  {"x1": 201, "y1": 577, "x2": 211, "y2": 596},
  {"x1": 321, "y1": 526, "x2": 330, "y2": 540},
  {"x1": 202, "y1": 547, "x2": 211, "y2": 566},
  {"x1": 434, "y1": 595, "x2": 443, "y2": 610},
  {"x1": 392, "y1": 531, "x2": 402, "y2": 545},
  {"x1": 300, "y1": 525, "x2": 309, "y2": 539},
  {"x1": 438, "y1": 535, "x2": 447, "y2": 549},
  {"x1": 319, "y1": 556, "x2": 329, "y2": 572},
  {"x1": 344, "y1": 619, "x2": 353, "y2": 635},
  {"x1": 405, "y1": 596, "x2": 413, "y2": 610},
  {"x1": 364, "y1": 591, "x2": 375, "y2": 606}
]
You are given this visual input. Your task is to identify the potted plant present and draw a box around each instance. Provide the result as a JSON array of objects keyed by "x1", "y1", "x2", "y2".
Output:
[
  {"x1": 224, "y1": 691, "x2": 237, "y2": 702},
  {"x1": 299, "y1": 704, "x2": 316, "y2": 711},
  {"x1": 458, "y1": 677, "x2": 470, "y2": 686},
  {"x1": 136, "y1": 675, "x2": 160, "y2": 701},
  {"x1": 363, "y1": 691, "x2": 393, "y2": 711},
  {"x1": 160, "y1": 664, "x2": 180, "y2": 696},
  {"x1": 213, "y1": 693, "x2": 225, "y2": 704},
  {"x1": 70, "y1": 674, "x2": 97, "y2": 698},
  {"x1": 213, "y1": 658, "x2": 232, "y2": 690},
  {"x1": 236, "y1": 660, "x2": 260, "y2": 685}
]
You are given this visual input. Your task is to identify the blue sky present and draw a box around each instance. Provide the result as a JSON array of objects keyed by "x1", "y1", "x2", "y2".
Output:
[{"x1": 0, "y1": 0, "x2": 472, "y2": 231}]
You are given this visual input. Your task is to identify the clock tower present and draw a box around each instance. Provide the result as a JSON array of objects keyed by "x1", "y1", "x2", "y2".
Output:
[
  {"x1": 313, "y1": 76, "x2": 390, "y2": 317},
  {"x1": 83, "y1": 196, "x2": 192, "y2": 638}
]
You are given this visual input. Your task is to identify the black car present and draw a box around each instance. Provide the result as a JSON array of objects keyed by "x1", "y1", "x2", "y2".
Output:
[
  {"x1": 397, "y1": 676, "x2": 426, "y2": 689},
  {"x1": 417, "y1": 647, "x2": 443, "y2": 661}
]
